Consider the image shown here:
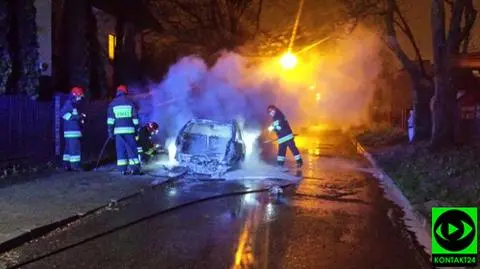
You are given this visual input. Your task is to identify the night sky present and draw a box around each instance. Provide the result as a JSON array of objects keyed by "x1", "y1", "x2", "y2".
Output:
[{"x1": 261, "y1": 0, "x2": 480, "y2": 61}]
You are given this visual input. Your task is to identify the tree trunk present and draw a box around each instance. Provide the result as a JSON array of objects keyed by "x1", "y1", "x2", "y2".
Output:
[
  {"x1": 430, "y1": 0, "x2": 456, "y2": 149},
  {"x1": 13, "y1": 0, "x2": 40, "y2": 97},
  {"x1": 66, "y1": 0, "x2": 89, "y2": 91},
  {"x1": 411, "y1": 77, "x2": 434, "y2": 141},
  {"x1": 430, "y1": 73, "x2": 456, "y2": 148},
  {"x1": 0, "y1": 0, "x2": 11, "y2": 95}
]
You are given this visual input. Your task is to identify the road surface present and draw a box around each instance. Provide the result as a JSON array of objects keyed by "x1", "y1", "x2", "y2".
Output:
[{"x1": 0, "y1": 131, "x2": 431, "y2": 269}]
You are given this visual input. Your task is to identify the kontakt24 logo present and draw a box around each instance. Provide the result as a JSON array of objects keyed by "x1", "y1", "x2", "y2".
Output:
[{"x1": 432, "y1": 207, "x2": 477, "y2": 267}]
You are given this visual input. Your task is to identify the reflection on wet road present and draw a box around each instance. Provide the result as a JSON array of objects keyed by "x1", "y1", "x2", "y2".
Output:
[{"x1": 1, "y1": 132, "x2": 431, "y2": 269}]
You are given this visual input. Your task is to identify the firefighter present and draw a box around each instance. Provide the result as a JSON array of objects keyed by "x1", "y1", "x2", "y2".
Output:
[
  {"x1": 60, "y1": 86, "x2": 86, "y2": 171},
  {"x1": 107, "y1": 85, "x2": 143, "y2": 175},
  {"x1": 267, "y1": 105, "x2": 303, "y2": 168},
  {"x1": 136, "y1": 121, "x2": 161, "y2": 164}
]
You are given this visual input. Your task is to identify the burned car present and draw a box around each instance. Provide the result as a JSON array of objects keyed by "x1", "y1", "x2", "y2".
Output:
[{"x1": 175, "y1": 119, "x2": 246, "y2": 176}]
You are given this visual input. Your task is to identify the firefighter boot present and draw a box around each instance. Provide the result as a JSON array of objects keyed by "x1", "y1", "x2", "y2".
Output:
[
  {"x1": 131, "y1": 169, "x2": 144, "y2": 176},
  {"x1": 63, "y1": 164, "x2": 71, "y2": 171},
  {"x1": 296, "y1": 158, "x2": 303, "y2": 168}
]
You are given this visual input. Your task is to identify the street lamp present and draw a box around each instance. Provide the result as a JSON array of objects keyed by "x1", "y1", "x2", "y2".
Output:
[{"x1": 279, "y1": 52, "x2": 297, "y2": 69}]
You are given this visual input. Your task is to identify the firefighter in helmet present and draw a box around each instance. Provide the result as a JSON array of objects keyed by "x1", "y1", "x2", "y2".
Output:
[
  {"x1": 267, "y1": 105, "x2": 303, "y2": 168},
  {"x1": 107, "y1": 85, "x2": 143, "y2": 175},
  {"x1": 136, "y1": 121, "x2": 161, "y2": 164},
  {"x1": 60, "y1": 86, "x2": 86, "y2": 171}
]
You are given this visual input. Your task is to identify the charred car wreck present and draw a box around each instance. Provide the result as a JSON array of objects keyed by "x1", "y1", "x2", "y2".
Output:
[{"x1": 175, "y1": 119, "x2": 246, "y2": 177}]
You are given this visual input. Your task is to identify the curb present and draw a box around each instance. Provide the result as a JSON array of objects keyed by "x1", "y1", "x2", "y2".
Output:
[
  {"x1": 0, "y1": 176, "x2": 176, "y2": 255},
  {"x1": 351, "y1": 139, "x2": 432, "y2": 258},
  {"x1": 351, "y1": 138, "x2": 471, "y2": 269}
]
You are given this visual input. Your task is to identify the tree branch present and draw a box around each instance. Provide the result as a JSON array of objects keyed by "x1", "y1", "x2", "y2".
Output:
[
  {"x1": 385, "y1": 0, "x2": 416, "y2": 73},
  {"x1": 460, "y1": 0, "x2": 477, "y2": 53},
  {"x1": 446, "y1": 0, "x2": 465, "y2": 53},
  {"x1": 392, "y1": 1, "x2": 427, "y2": 76}
]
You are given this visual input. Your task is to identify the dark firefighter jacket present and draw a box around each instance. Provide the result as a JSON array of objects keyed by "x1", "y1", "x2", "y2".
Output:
[
  {"x1": 269, "y1": 108, "x2": 294, "y2": 144},
  {"x1": 137, "y1": 126, "x2": 155, "y2": 154},
  {"x1": 107, "y1": 93, "x2": 140, "y2": 135},
  {"x1": 60, "y1": 98, "x2": 83, "y2": 138}
]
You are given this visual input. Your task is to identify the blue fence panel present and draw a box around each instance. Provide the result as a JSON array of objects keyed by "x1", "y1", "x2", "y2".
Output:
[
  {"x1": 0, "y1": 96, "x2": 54, "y2": 162},
  {"x1": 0, "y1": 95, "x2": 113, "y2": 165}
]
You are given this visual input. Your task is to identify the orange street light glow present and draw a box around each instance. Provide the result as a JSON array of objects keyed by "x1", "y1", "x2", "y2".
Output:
[{"x1": 279, "y1": 52, "x2": 297, "y2": 69}]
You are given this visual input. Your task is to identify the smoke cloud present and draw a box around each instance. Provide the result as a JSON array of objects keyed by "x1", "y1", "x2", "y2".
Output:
[{"x1": 135, "y1": 26, "x2": 383, "y2": 154}]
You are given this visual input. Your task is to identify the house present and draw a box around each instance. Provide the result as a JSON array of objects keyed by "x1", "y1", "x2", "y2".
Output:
[
  {"x1": 0, "y1": 0, "x2": 162, "y2": 163},
  {"x1": 387, "y1": 55, "x2": 480, "y2": 140},
  {"x1": 36, "y1": 0, "x2": 162, "y2": 98},
  {"x1": 453, "y1": 52, "x2": 480, "y2": 141}
]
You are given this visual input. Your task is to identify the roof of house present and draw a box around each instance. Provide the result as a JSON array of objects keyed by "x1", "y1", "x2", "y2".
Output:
[
  {"x1": 91, "y1": 0, "x2": 163, "y2": 33},
  {"x1": 453, "y1": 52, "x2": 480, "y2": 68}
]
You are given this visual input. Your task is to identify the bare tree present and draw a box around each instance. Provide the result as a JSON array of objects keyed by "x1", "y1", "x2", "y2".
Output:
[
  {"x1": 430, "y1": 0, "x2": 477, "y2": 148},
  {"x1": 342, "y1": 0, "x2": 477, "y2": 146},
  {"x1": 143, "y1": 0, "x2": 265, "y2": 55}
]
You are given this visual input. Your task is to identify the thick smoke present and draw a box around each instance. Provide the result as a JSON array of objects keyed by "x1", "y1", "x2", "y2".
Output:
[{"x1": 136, "y1": 26, "x2": 382, "y2": 158}]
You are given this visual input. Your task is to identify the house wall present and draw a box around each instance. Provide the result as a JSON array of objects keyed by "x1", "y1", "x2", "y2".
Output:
[
  {"x1": 92, "y1": 7, "x2": 144, "y2": 90},
  {"x1": 92, "y1": 7, "x2": 116, "y2": 90},
  {"x1": 35, "y1": 0, "x2": 52, "y2": 76}
]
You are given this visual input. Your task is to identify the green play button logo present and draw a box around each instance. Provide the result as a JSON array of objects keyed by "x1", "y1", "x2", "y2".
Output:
[
  {"x1": 432, "y1": 207, "x2": 477, "y2": 267},
  {"x1": 448, "y1": 223, "x2": 459, "y2": 236}
]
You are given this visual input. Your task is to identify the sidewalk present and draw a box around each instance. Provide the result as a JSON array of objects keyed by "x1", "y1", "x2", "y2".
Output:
[{"x1": 0, "y1": 169, "x2": 167, "y2": 249}]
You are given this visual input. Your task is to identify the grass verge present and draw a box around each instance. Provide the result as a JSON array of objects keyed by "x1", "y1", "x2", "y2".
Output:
[{"x1": 354, "y1": 125, "x2": 480, "y2": 221}]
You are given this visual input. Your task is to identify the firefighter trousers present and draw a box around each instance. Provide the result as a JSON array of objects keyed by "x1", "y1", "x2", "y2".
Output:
[
  {"x1": 277, "y1": 139, "x2": 302, "y2": 166},
  {"x1": 115, "y1": 134, "x2": 140, "y2": 172},
  {"x1": 63, "y1": 137, "x2": 81, "y2": 169}
]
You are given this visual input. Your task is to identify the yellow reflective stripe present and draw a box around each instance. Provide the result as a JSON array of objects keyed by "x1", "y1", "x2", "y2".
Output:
[
  {"x1": 128, "y1": 158, "x2": 140, "y2": 165},
  {"x1": 72, "y1": 109, "x2": 78, "y2": 115},
  {"x1": 63, "y1": 154, "x2": 70, "y2": 161},
  {"x1": 63, "y1": 113, "x2": 72, "y2": 120},
  {"x1": 273, "y1": 120, "x2": 281, "y2": 130},
  {"x1": 137, "y1": 147, "x2": 143, "y2": 153},
  {"x1": 278, "y1": 133, "x2": 294, "y2": 144},
  {"x1": 107, "y1": 118, "x2": 115, "y2": 125},
  {"x1": 113, "y1": 105, "x2": 132, "y2": 118},
  {"x1": 64, "y1": 131, "x2": 82, "y2": 138},
  {"x1": 114, "y1": 127, "x2": 135, "y2": 134},
  {"x1": 69, "y1": 155, "x2": 81, "y2": 162},
  {"x1": 132, "y1": 119, "x2": 139, "y2": 125},
  {"x1": 117, "y1": 159, "x2": 128, "y2": 166},
  {"x1": 294, "y1": 154, "x2": 302, "y2": 160},
  {"x1": 277, "y1": 156, "x2": 286, "y2": 161}
]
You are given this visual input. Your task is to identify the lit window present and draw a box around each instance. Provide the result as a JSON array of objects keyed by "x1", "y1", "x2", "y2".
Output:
[{"x1": 108, "y1": 34, "x2": 116, "y2": 60}]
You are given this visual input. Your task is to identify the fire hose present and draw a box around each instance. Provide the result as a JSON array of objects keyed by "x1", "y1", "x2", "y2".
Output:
[
  {"x1": 6, "y1": 180, "x2": 297, "y2": 269},
  {"x1": 94, "y1": 136, "x2": 112, "y2": 170}
]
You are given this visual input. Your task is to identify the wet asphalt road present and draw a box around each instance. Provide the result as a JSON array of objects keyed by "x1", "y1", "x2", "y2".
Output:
[{"x1": 1, "y1": 131, "x2": 431, "y2": 269}]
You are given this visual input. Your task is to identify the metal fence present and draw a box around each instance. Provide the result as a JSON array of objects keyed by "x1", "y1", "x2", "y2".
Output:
[
  {"x1": 0, "y1": 96, "x2": 55, "y2": 163},
  {"x1": 0, "y1": 95, "x2": 112, "y2": 165}
]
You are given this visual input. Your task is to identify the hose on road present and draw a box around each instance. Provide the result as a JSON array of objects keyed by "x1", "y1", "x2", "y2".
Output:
[
  {"x1": 94, "y1": 137, "x2": 112, "y2": 171},
  {"x1": 7, "y1": 181, "x2": 297, "y2": 269}
]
